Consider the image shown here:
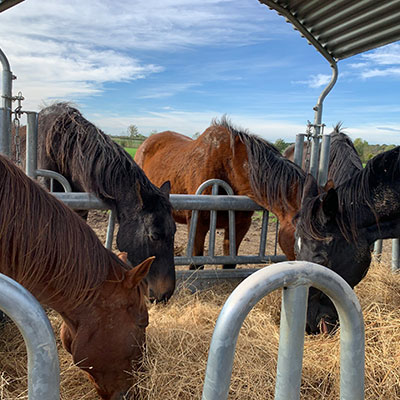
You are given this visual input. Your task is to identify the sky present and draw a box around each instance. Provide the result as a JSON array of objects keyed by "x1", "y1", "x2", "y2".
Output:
[{"x1": 1, "y1": 0, "x2": 400, "y2": 145}]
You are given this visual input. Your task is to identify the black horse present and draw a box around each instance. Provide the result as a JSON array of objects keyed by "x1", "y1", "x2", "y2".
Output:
[
  {"x1": 37, "y1": 103, "x2": 176, "y2": 302},
  {"x1": 295, "y1": 146, "x2": 400, "y2": 333}
]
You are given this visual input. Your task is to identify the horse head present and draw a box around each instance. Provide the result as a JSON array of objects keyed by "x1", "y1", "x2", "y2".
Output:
[
  {"x1": 116, "y1": 181, "x2": 176, "y2": 303},
  {"x1": 60, "y1": 257, "x2": 154, "y2": 400},
  {"x1": 294, "y1": 174, "x2": 371, "y2": 334}
]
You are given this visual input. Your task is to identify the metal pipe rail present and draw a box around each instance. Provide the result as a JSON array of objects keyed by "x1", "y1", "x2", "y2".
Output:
[
  {"x1": 202, "y1": 261, "x2": 365, "y2": 400},
  {"x1": 0, "y1": 273, "x2": 60, "y2": 399},
  {"x1": 53, "y1": 189, "x2": 285, "y2": 267}
]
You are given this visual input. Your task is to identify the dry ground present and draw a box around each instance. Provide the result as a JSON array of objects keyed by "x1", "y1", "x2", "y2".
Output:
[{"x1": 0, "y1": 211, "x2": 399, "y2": 399}]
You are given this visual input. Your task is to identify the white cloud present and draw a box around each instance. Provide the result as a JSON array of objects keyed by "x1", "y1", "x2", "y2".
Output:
[
  {"x1": 348, "y1": 43, "x2": 400, "y2": 80},
  {"x1": 295, "y1": 74, "x2": 331, "y2": 88},
  {"x1": 90, "y1": 109, "x2": 305, "y2": 142},
  {"x1": 0, "y1": 0, "x2": 280, "y2": 110}
]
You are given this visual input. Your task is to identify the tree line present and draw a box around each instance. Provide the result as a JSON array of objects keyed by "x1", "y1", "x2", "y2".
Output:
[
  {"x1": 273, "y1": 138, "x2": 396, "y2": 164},
  {"x1": 112, "y1": 124, "x2": 397, "y2": 163}
]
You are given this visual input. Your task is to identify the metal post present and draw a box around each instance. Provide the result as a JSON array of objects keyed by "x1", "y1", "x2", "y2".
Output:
[
  {"x1": 293, "y1": 133, "x2": 305, "y2": 167},
  {"x1": 202, "y1": 261, "x2": 364, "y2": 400},
  {"x1": 26, "y1": 112, "x2": 38, "y2": 178},
  {"x1": 105, "y1": 210, "x2": 116, "y2": 250},
  {"x1": 309, "y1": 62, "x2": 338, "y2": 180},
  {"x1": 275, "y1": 285, "x2": 308, "y2": 399},
  {"x1": 373, "y1": 240, "x2": 383, "y2": 260},
  {"x1": 0, "y1": 47, "x2": 13, "y2": 157},
  {"x1": 392, "y1": 239, "x2": 400, "y2": 272},
  {"x1": 0, "y1": 273, "x2": 60, "y2": 399},
  {"x1": 318, "y1": 133, "x2": 331, "y2": 186}
]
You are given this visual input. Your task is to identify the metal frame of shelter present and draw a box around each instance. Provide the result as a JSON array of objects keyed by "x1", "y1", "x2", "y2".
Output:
[{"x1": 259, "y1": 0, "x2": 400, "y2": 269}]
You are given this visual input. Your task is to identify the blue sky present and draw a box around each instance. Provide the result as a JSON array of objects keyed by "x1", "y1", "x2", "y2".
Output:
[{"x1": 1, "y1": 0, "x2": 400, "y2": 144}]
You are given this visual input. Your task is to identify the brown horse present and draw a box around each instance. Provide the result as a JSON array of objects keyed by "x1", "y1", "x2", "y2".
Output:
[
  {"x1": 0, "y1": 154, "x2": 154, "y2": 400},
  {"x1": 135, "y1": 117, "x2": 306, "y2": 266},
  {"x1": 14, "y1": 103, "x2": 176, "y2": 302}
]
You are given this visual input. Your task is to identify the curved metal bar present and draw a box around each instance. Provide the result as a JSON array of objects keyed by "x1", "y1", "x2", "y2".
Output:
[
  {"x1": 36, "y1": 169, "x2": 72, "y2": 192},
  {"x1": 309, "y1": 62, "x2": 338, "y2": 179},
  {"x1": 0, "y1": 273, "x2": 60, "y2": 399},
  {"x1": 0, "y1": 47, "x2": 12, "y2": 157},
  {"x1": 195, "y1": 179, "x2": 235, "y2": 195},
  {"x1": 202, "y1": 261, "x2": 364, "y2": 400}
]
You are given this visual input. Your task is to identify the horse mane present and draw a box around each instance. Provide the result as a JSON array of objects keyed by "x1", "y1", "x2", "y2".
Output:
[
  {"x1": 0, "y1": 155, "x2": 129, "y2": 309},
  {"x1": 212, "y1": 116, "x2": 306, "y2": 210},
  {"x1": 298, "y1": 146, "x2": 400, "y2": 242},
  {"x1": 39, "y1": 102, "x2": 170, "y2": 213},
  {"x1": 328, "y1": 123, "x2": 363, "y2": 186}
]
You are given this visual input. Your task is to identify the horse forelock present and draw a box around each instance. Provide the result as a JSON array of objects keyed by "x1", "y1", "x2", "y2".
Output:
[
  {"x1": 0, "y1": 155, "x2": 129, "y2": 310},
  {"x1": 212, "y1": 116, "x2": 305, "y2": 212}
]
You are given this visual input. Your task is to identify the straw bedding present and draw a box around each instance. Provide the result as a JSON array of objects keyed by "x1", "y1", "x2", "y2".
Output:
[{"x1": 0, "y1": 250, "x2": 399, "y2": 399}]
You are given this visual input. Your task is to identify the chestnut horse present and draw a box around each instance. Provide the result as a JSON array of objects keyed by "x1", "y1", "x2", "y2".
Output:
[
  {"x1": 0, "y1": 154, "x2": 153, "y2": 399},
  {"x1": 34, "y1": 103, "x2": 176, "y2": 302},
  {"x1": 135, "y1": 117, "x2": 306, "y2": 266}
]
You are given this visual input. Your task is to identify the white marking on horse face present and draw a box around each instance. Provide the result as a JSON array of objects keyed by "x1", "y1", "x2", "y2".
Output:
[{"x1": 296, "y1": 237, "x2": 302, "y2": 252}]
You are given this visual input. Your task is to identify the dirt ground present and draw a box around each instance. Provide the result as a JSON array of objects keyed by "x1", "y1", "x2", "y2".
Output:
[{"x1": 87, "y1": 210, "x2": 285, "y2": 270}]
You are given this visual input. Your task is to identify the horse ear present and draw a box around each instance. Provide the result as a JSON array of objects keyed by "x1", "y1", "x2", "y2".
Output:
[
  {"x1": 323, "y1": 179, "x2": 335, "y2": 192},
  {"x1": 159, "y1": 181, "x2": 171, "y2": 197},
  {"x1": 301, "y1": 174, "x2": 319, "y2": 203},
  {"x1": 117, "y1": 252, "x2": 132, "y2": 267},
  {"x1": 322, "y1": 188, "x2": 339, "y2": 219},
  {"x1": 123, "y1": 256, "x2": 155, "y2": 289}
]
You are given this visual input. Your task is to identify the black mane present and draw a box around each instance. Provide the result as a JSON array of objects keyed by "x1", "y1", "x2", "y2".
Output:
[
  {"x1": 328, "y1": 123, "x2": 363, "y2": 186},
  {"x1": 298, "y1": 146, "x2": 400, "y2": 241},
  {"x1": 213, "y1": 116, "x2": 306, "y2": 210},
  {"x1": 39, "y1": 103, "x2": 171, "y2": 215}
]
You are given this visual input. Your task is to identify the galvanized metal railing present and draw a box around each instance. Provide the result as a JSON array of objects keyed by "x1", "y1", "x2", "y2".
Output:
[
  {"x1": 0, "y1": 273, "x2": 60, "y2": 400},
  {"x1": 201, "y1": 261, "x2": 365, "y2": 400}
]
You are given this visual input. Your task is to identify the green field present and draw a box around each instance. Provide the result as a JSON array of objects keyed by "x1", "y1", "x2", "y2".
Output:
[{"x1": 124, "y1": 147, "x2": 137, "y2": 158}]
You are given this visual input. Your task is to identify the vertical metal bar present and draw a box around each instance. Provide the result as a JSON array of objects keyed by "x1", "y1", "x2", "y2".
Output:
[
  {"x1": 26, "y1": 112, "x2": 38, "y2": 178},
  {"x1": 317, "y1": 133, "x2": 331, "y2": 186},
  {"x1": 259, "y1": 211, "x2": 269, "y2": 257},
  {"x1": 187, "y1": 210, "x2": 199, "y2": 257},
  {"x1": 228, "y1": 209, "x2": 236, "y2": 256},
  {"x1": 373, "y1": 240, "x2": 383, "y2": 259},
  {"x1": 274, "y1": 219, "x2": 279, "y2": 256},
  {"x1": 293, "y1": 134, "x2": 305, "y2": 167},
  {"x1": 0, "y1": 273, "x2": 60, "y2": 400},
  {"x1": 105, "y1": 210, "x2": 116, "y2": 250},
  {"x1": 275, "y1": 285, "x2": 308, "y2": 400},
  {"x1": 308, "y1": 135, "x2": 320, "y2": 178},
  {"x1": 0, "y1": 48, "x2": 13, "y2": 157},
  {"x1": 208, "y1": 184, "x2": 219, "y2": 257},
  {"x1": 391, "y1": 239, "x2": 400, "y2": 272}
]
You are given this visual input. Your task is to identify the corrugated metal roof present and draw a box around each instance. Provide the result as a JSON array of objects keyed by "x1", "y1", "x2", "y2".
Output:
[
  {"x1": 0, "y1": 0, "x2": 24, "y2": 13},
  {"x1": 259, "y1": 0, "x2": 400, "y2": 63}
]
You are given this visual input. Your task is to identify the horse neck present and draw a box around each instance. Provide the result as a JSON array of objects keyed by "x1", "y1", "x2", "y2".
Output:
[{"x1": 337, "y1": 172, "x2": 400, "y2": 243}]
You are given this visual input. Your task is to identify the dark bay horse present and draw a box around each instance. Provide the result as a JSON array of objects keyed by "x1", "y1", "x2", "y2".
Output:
[
  {"x1": 295, "y1": 146, "x2": 400, "y2": 333},
  {"x1": 36, "y1": 103, "x2": 176, "y2": 302},
  {"x1": 135, "y1": 117, "x2": 306, "y2": 267},
  {"x1": 0, "y1": 154, "x2": 154, "y2": 399},
  {"x1": 284, "y1": 124, "x2": 363, "y2": 186},
  {"x1": 285, "y1": 125, "x2": 363, "y2": 333}
]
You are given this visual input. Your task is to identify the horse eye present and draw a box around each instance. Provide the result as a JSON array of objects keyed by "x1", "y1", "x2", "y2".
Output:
[{"x1": 150, "y1": 232, "x2": 161, "y2": 241}]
